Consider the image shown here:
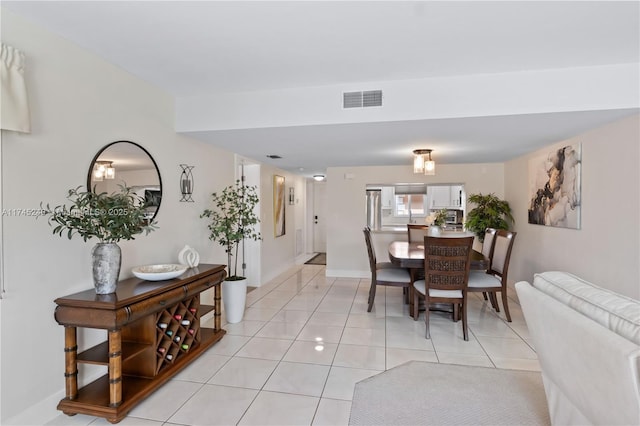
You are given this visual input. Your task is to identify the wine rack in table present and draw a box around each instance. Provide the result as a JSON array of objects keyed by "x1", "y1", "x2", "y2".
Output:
[{"x1": 53, "y1": 264, "x2": 226, "y2": 424}]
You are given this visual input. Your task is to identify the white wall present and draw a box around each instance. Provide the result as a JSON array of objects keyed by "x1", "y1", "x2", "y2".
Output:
[
  {"x1": 258, "y1": 164, "x2": 307, "y2": 284},
  {"x1": 325, "y1": 163, "x2": 504, "y2": 277},
  {"x1": 505, "y1": 114, "x2": 640, "y2": 298},
  {"x1": 0, "y1": 9, "x2": 293, "y2": 423}
]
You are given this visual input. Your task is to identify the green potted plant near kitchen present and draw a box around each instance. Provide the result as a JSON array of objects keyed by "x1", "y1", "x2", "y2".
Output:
[
  {"x1": 465, "y1": 193, "x2": 514, "y2": 241},
  {"x1": 201, "y1": 180, "x2": 261, "y2": 323},
  {"x1": 41, "y1": 185, "x2": 157, "y2": 294}
]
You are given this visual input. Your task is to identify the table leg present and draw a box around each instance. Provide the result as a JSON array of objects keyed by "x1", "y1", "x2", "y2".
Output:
[
  {"x1": 214, "y1": 282, "x2": 221, "y2": 331},
  {"x1": 108, "y1": 330, "x2": 122, "y2": 407},
  {"x1": 63, "y1": 326, "x2": 78, "y2": 400}
]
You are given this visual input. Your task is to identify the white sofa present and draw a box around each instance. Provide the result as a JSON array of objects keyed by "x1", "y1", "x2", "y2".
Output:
[{"x1": 515, "y1": 271, "x2": 640, "y2": 425}]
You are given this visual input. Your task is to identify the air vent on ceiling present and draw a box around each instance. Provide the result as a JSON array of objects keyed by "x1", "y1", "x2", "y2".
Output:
[{"x1": 343, "y1": 90, "x2": 383, "y2": 109}]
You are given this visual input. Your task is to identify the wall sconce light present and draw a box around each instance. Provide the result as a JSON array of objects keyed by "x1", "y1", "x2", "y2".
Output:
[
  {"x1": 413, "y1": 149, "x2": 435, "y2": 175},
  {"x1": 94, "y1": 161, "x2": 115, "y2": 181},
  {"x1": 179, "y1": 164, "x2": 194, "y2": 202},
  {"x1": 289, "y1": 187, "x2": 295, "y2": 205},
  {"x1": 313, "y1": 174, "x2": 325, "y2": 181}
]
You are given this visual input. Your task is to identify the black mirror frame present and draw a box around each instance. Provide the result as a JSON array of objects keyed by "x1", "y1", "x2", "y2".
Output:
[{"x1": 87, "y1": 140, "x2": 163, "y2": 221}]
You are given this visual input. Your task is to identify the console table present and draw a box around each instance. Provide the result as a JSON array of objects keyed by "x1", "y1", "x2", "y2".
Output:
[{"x1": 54, "y1": 263, "x2": 227, "y2": 423}]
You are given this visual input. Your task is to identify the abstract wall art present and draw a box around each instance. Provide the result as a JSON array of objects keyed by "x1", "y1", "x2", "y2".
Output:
[
  {"x1": 273, "y1": 175, "x2": 286, "y2": 237},
  {"x1": 528, "y1": 144, "x2": 581, "y2": 229}
]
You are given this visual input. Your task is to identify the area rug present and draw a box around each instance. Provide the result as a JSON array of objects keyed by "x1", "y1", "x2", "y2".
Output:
[
  {"x1": 349, "y1": 361, "x2": 550, "y2": 426},
  {"x1": 304, "y1": 252, "x2": 326, "y2": 265}
]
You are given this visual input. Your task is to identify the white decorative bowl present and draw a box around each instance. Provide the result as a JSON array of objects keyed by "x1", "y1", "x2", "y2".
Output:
[{"x1": 132, "y1": 264, "x2": 188, "y2": 281}]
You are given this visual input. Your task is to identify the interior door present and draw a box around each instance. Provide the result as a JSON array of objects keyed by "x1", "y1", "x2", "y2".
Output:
[{"x1": 313, "y1": 181, "x2": 327, "y2": 253}]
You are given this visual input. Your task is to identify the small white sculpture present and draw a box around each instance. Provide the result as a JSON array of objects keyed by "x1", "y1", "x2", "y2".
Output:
[{"x1": 178, "y1": 245, "x2": 200, "y2": 268}]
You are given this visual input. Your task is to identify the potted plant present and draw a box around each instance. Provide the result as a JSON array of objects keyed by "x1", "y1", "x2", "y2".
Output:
[
  {"x1": 41, "y1": 185, "x2": 157, "y2": 294},
  {"x1": 201, "y1": 180, "x2": 261, "y2": 323},
  {"x1": 465, "y1": 193, "x2": 514, "y2": 241}
]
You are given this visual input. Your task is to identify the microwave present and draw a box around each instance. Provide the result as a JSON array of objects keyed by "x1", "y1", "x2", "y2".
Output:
[{"x1": 445, "y1": 209, "x2": 463, "y2": 224}]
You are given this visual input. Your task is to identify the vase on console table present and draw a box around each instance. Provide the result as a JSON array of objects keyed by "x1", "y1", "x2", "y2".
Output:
[{"x1": 92, "y1": 242, "x2": 121, "y2": 294}]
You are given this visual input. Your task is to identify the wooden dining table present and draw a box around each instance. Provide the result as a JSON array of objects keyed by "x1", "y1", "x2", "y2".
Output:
[{"x1": 388, "y1": 240, "x2": 488, "y2": 270}]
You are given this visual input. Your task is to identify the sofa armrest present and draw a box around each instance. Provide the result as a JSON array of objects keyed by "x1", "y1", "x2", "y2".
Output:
[{"x1": 516, "y1": 281, "x2": 640, "y2": 426}]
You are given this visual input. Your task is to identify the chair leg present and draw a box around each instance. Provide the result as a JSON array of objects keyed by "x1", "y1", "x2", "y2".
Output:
[
  {"x1": 424, "y1": 300, "x2": 431, "y2": 339},
  {"x1": 482, "y1": 292, "x2": 488, "y2": 300},
  {"x1": 412, "y1": 288, "x2": 419, "y2": 321},
  {"x1": 367, "y1": 283, "x2": 377, "y2": 312},
  {"x1": 461, "y1": 301, "x2": 468, "y2": 341},
  {"x1": 501, "y1": 290, "x2": 512, "y2": 322},
  {"x1": 489, "y1": 292, "x2": 500, "y2": 312}
]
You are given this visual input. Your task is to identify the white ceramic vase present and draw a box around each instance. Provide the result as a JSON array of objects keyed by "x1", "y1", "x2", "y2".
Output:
[
  {"x1": 428, "y1": 225, "x2": 442, "y2": 236},
  {"x1": 222, "y1": 278, "x2": 247, "y2": 324},
  {"x1": 178, "y1": 245, "x2": 200, "y2": 267}
]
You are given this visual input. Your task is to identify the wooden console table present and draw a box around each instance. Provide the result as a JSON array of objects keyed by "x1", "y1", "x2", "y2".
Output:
[{"x1": 54, "y1": 263, "x2": 227, "y2": 423}]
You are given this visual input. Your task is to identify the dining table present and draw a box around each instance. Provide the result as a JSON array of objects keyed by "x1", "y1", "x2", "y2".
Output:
[{"x1": 388, "y1": 240, "x2": 488, "y2": 270}]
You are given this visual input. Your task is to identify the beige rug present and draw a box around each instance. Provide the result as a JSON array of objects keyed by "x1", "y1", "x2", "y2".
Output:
[{"x1": 349, "y1": 361, "x2": 550, "y2": 425}]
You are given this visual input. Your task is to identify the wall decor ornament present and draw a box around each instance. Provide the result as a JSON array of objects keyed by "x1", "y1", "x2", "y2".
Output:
[
  {"x1": 274, "y1": 175, "x2": 286, "y2": 237},
  {"x1": 289, "y1": 187, "x2": 295, "y2": 205},
  {"x1": 178, "y1": 245, "x2": 200, "y2": 268},
  {"x1": 528, "y1": 143, "x2": 581, "y2": 229},
  {"x1": 180, "y1": 164, "x2": 194, "y2": 202}
]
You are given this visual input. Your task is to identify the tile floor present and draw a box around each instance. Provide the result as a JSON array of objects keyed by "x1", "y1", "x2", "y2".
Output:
[{"x1": 47, "y1": 261, "x2": 539, "y2": 426}]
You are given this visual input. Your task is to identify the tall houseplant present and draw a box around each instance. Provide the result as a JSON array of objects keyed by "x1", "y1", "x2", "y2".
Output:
[
  {"x1": 42, "y1": 185, "x2": 157, "y2": 294},
  {"x1": 465, "y1": 193, "x2": 514, "y2": 241},
  {"x1": 201, "y1": 180, "x2": 261, "y2": 323}
]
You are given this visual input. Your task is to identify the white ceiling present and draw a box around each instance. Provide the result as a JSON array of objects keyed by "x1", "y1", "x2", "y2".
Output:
[{"x1": 4, "y1": 1, "x2": 639, "y2": 176}]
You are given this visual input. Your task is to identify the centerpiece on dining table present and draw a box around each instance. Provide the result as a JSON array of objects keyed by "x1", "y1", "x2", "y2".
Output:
[{"x1": 425, "y1": 209, "x2": 448, "y2": 235}]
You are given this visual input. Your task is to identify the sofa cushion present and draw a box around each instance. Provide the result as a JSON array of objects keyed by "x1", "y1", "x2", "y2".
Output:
[{"x1": 532, "y1": 271, "x2": 640, "y2": 345}]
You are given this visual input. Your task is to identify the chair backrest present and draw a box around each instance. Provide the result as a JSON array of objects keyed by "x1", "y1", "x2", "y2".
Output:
[
  {"x1": 488, "y1": 230, "x2": 517, "y2": 279},
  {"x1": 423, "y1": 236, "x2": 474, "y2": 291},
  {"x1": 481, "y1": 228, "x2": 498, "y2": 259},
  {"x1": 407, "y1": 224, "x2": 429, "y2": 243},
  {"x1": 363, "y1": 227, "x2": 377, "y2": 273}
]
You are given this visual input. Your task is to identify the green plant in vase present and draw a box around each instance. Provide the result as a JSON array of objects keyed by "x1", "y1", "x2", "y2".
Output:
[
  {"x1": 41, "y1": 185, "x2": 157, "y2": 294},
  {"x1": 465, "y1": 193, "x2": 514, "y2": 241},
  {"x1": 201, "y1": 180, "x2": 261, "y2": 323}
]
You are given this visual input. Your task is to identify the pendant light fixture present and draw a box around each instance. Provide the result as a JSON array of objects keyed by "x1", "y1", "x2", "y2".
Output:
[{"x1": 413, "y1": 149, "x2": 435, "y2": 175}]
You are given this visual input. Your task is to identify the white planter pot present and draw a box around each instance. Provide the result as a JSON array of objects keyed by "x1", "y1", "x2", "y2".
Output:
[{"x1": 222, "y1": 278, "x2": 247, "y2": 324}]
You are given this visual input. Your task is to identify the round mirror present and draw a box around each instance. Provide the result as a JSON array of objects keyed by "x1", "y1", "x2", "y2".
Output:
[{"x1": 87, "y1": 140, "x2": 162, "y2": 221}]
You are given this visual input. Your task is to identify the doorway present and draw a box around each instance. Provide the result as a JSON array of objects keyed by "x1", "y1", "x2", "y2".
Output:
[{"x1": 313, "y1": 181, "x2": 327, "y2": 253}]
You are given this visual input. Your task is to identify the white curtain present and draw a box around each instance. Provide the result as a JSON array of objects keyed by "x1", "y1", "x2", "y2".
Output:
[{"x1": 1, "y1": 43, "x2": 31, "y2": 133}]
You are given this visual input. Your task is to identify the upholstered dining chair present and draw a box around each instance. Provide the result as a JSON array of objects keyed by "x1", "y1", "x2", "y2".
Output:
[
  {"x1": 467, "y1": 229, "x2": 517, "y2": 322},
  {"x1": 412, "y1": 236, "x2": 474, "y2": 340},
  {"x1": 363, "y1": 227, "x2": 412, "y2": 312},
  {"x1": 407, "y1": 224, "x2": 429, "y2": 243}
]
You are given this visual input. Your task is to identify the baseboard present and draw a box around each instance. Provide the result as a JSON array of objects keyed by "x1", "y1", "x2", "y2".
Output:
[
  {"x1": 326, "y1": 269, "x2": 369, "y2": 279},
  {"x1": 4, "y1": 369, "x2": 104, "y2": 425}
]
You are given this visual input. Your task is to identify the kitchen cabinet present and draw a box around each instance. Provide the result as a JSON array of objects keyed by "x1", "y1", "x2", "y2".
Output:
[
  {"x1": 381, "y1": 187, "x2": 395, "y2": 210},
  {"x1": 429, "y1": 185, "x2": 464, "y2": 209}
]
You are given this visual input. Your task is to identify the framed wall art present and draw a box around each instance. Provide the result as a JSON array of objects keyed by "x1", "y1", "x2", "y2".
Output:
[
  {"x1": 273, "y1": 175, "x2": 286, "y2": 237},
  {"x1": 528, "y1": 143, "x2": 581, "y2": 229}
]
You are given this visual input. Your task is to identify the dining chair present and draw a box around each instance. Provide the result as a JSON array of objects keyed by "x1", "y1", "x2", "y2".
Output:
[
  {"x1": 407, "y1": 224, "x2": 429, "y2": 243},
  {"x1": 467, "y1": 229, "x2": 517, "y2": 322},
  {"x1": 412, "y1": 236, "x2": 474, "y2": 340},
  {"x1": 479, "y1": 228, "x2": 498, "y2": 303},
  {"x1": 363, "y1": 227, "x2": 412, "y2": 312}
]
